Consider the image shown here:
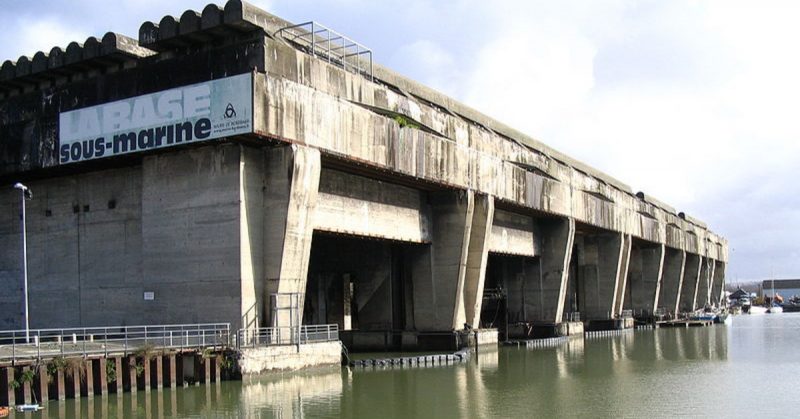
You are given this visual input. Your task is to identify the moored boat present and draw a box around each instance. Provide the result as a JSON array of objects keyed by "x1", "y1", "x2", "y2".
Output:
[{"x1": 748, "y1": 305, "x2": 768, "y2": 315}]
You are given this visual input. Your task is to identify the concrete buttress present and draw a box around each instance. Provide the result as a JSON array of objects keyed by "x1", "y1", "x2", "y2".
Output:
[
  {"x1": 658, "y1": 249, "x2": 686, "y2": 316},
  {"x1": 463, "y1": 194, "x2": 495, "y2": 329},
  {"x1": 534, "y1": 217, "x2": 576, "y2": 323},
  {"x1": 577, "y1": 232, "x2": 631, "y2": 320},
  {"x1": 411, "y1": 190, "x2": 474, "y2": 331},
  {"x1": 264, "y1": 145, "x2": 321, "y2": 327},
  {"x1": 711, "y1": 261, "x2": 726, "y2": 307},
  {"x1": 679, "y1": 254, "x2": 702, "y2": 313}
]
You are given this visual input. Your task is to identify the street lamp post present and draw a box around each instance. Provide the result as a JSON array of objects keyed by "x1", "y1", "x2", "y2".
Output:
[{"x1": 13, "y1": 182, "x2": 31, "y2": 344}]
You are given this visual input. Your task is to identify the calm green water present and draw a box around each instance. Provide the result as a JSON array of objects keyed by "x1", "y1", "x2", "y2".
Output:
[{"x1": 29, "y1": 314, "x2": 800, "y2": 418}]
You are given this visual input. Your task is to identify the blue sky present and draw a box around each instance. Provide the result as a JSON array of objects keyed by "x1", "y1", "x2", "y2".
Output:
[{"x1": 3, "y1": 0, "x2": 800, "y2": 283}]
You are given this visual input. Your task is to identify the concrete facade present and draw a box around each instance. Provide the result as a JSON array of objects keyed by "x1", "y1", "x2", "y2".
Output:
[{"x1": 0, "y1": 0, "x2": 726, "y2": 339}]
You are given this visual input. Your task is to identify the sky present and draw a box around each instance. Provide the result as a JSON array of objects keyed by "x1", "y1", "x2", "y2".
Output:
[{"x1": 2, "y1": 0, "x2": 799, "y2": 283}]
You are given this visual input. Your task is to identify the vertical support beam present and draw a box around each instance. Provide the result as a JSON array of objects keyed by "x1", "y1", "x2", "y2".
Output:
[
  {"x1": 412, "y1": 190, "x2": 474, "y2": 331},
  {"x1": 6, "y1": 367, "x2": 15, "y2": 407},
  {"x1": 679, "y1": 254, "x2": 702, "y2": 313},
  {"x1": 22, "y1": 366, "x2": 31, "y2": 404},
  {"x1": 658, "y1": 249, "x2": 686, "y2": 316},
  {"x1": 534, "y1": 217, "x2": 575, "y2": 323},
  {"x1": 142, "y1": 358, "x2": 150, "y2": 393},
  {"x1": 577, "y1": 232, "x2": 629, "y2": 320},
  {"x1": 264, "y1": 145, "x2": 322, "y2": 328},
  {"x1": 626, "y1": 244, "x2": 665, "y2": 317},
  {"x1": 204, "y1": 359, "x2": 211, "y2": 385},
  {"x1": 114, "y1": 357, "x2": 123, "y2": 394},
  {"x1": 128, "y1": 356, "x2": 138, "y2": 394},
  {"x1": 464, "y1": 194, "x2": 495, "y2": 328},
  {"x1": 57, "y1": 368, "x2": 66, "y2": 401},
  {"x1": 38, "y1": 364, "x2": 49, "y2": 403},
  {"x1": 215, "y1": 356, "x2": 222, "y2": 384},
  {"x1": 98, "y1": 357, "x2": 108, "y2": 396},
  {"x1": 156, "y1": 356, "x2": 163, "y2": 390},
  {"x1": 168, "y1": 354, "x2": 177, "y2": 388},
  {"x1": 84, "y1": 359, "x2": 94, "y2": 398},
  {"x1": 71, "y1": 365, "x2": 81, "y2": 398}
]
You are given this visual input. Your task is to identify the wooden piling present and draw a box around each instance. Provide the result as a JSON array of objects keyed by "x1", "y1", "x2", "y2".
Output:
[
  {"x1": 56, "y1": 368, "x2": 66, "y2": 401},
  {"x1": 6, "y1": 366, "x2": 15, "y2": 407},
  {"x1": 168, "y1": 354, "x2": 177, "y2": 388},
  {"x1": 204, "y1": 357, "x2": 211, "y2": 385},
  {"x1": 98, "y1": 357, "x2": 108, "y2": 396},
  {"x1": 128, "y1": 356, "x2": 138, "y2": 394},
  {"x1": 38, "y1": 364, "x2": 49, "y2": 402},
  {"x1": 85, "y1": 359, "x2": 94, "y2": 398},
  {"x1": 21, "y1": 366, "x2": 31, "y2": 404},
  {"x1": 115, "y1": 357, "x2": 123, "y2": 394},
  {"x1": 215, "y1": 355, "x2": 222, "y2": 384},
  {"x1": 156, "y1": 355, "x2": 164, "y2": 389},
  {"x1": 143, "y1": 358, "x2": 151, "y2": 392}
]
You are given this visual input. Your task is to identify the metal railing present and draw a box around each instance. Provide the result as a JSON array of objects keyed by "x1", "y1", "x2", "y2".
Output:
[
  {"x1": 0, "y1": 323, "x2": 230, "y2": 364},
  {"x1": 237, "y1": 324, "x2": 339, "y2": 348},
  {"x1": 275, "y1": 21, "x2": 373, "y2": 81},
  {"x1": 564, "y1": 312, "x2": 581, "y2": 322}
]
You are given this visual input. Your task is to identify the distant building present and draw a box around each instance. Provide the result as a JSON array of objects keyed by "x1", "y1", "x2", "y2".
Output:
[{"x1": 761, "y1": 279, "x2": 800, "y2": 299}]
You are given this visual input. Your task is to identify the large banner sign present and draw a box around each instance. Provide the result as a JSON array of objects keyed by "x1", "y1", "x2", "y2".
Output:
[{"x1": 59, "y1": 73, "x2": 253, "y2": 164}]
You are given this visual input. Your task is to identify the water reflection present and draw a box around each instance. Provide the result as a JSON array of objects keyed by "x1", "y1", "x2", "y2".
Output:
[{"x1": 36, "y1": 323, "x2": 744, "y2": 418}]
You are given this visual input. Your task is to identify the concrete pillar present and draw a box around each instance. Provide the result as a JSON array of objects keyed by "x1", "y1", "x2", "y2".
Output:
[
  {"x1": 577, "y1": 232, "x2": 631, "y2": 320},
  {"x1": 411, "y1": 190, "x2": 474, "y2": 331},
  {"x1": 711, "y1": 261, "x2": 726, "y2": 307},
  {"x1": 658, "y1": 249, "x2": 686, "y2": 316},
  {"x1": 626, "y1": 244, "x2": 665, "y2": 317},
  {"x1": 71, "y1": 366, "x2": 81, "y2": 398},
  {"x1": 264, "y1": 145, "x2": 321, "y2": 329},
  {"x1": 679, "y1": 254, "x2": 702, "y2": 313},
  {"x1": 463, "y1": 194, "x2": 495, "y2": 328}
]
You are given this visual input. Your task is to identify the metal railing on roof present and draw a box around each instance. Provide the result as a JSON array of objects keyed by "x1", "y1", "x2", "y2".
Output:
[
  {"x1": 275, "y1": 21, "x2": 373, "y2": 81},
  {"x1": 0, "y1": 323, "x2": 230, "y2": 364}
]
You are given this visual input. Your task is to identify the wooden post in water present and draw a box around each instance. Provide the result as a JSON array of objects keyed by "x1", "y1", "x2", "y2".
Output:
[
  {"x1": 128, "y1": 356, "x2": 138, "y2": 394},
  {"x1": 21, "y1": 366, "x2": 31, "y2": 404},
  {"x1": 156, "y1": 355, "x2": 164, "y2": 389},
  {"x1": 215, "y1": 355, "x2": 222, "y2": 384},
  {"x1": 143, "y1": 358, "x2": 151, "y2": 392},
  {"x1": 168, "y1": 354, "x2": 177, "y2": 388},
  {"x1": 115, "y1": 357, "x2": 123, "y2": 394},
  {"x1": 56, "y1": 368, "x2": 66, "y2": 401},
  {"x1": 6, "y1": 366, "x2": 16, "y2": 407},
  {"x1": 84, "y1": 359, "x2": 94, "y2": 398},
  {"x1": 38, "y1": 364, "x2": 48, "y2": 402},
  {"x1": 99, "y1": 357, "x2": 108, "y2": 396},
  {"x1": 204, "y1": 357, "x2": 211, "y2": 385}
]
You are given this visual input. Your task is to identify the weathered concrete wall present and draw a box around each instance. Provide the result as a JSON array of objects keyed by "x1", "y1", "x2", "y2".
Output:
[
  {"x1": 489, "y1": 209, "x2": 538, "y2": 257},
  {"x1": 576, "y1": 233, "x2": 631, "y2": 320},
  {"x1": 239, "y1": 341, "x2": 341, "y2": 374},
  {"x1": 314, "y1": 169, "x2": 430, "y2": 243},
  {"x1": 140, "y1": 144, "x2": 244, "y2": 327},
  {"x1": 0, "y1": 167, "x2": 143, "y2": 329},
  {"x1": 625, "y1": 244, "x2": 665, "y2": 316}
]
